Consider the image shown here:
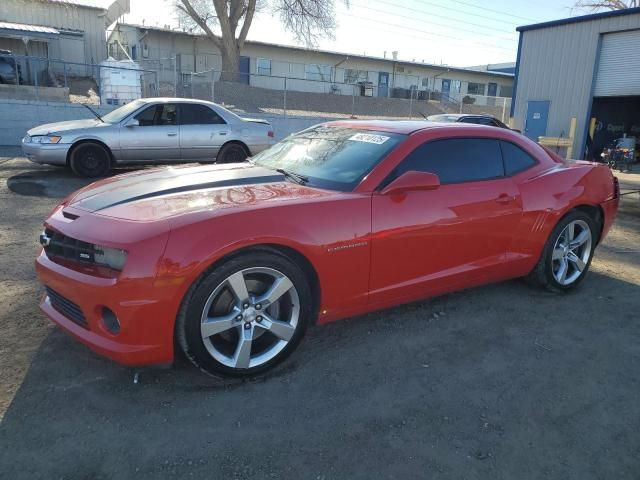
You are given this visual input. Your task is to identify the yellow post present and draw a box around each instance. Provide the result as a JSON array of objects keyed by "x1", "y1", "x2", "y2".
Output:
[{"x1": 566, "y1": 117, "x2": 577, "y2": 159}]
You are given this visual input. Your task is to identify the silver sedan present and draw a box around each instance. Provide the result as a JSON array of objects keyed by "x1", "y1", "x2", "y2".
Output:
[{"x1": 22, "y1": 98, "x2": 276, "y2": 177}]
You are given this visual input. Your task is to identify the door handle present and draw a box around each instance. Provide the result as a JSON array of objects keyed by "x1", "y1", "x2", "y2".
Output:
[
  {"x1": 219, "y1": 131, "x2": 228, "y2": 136},
  {"x1": 496, "y1": 193, "x2": 514, "y2": 204},
  {"x1": 167, "y1": 132, "x2": 177, "y2": 136}
]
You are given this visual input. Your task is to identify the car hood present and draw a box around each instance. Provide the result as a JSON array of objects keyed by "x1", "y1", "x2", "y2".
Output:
[
  {"x1": 65, "y1": 163, "x2": 334, "y2": 222},
  {"x1": 27, "y1": 118, "x2": 106, "y2": 136}
]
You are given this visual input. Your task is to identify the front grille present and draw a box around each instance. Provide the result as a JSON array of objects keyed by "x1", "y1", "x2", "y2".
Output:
[
  {"x1": 43, "y1": 228, "x2": 97, "y2": 265},
  {"x1": 45, "y1": 287, "x2": 88, "y2": 328}
]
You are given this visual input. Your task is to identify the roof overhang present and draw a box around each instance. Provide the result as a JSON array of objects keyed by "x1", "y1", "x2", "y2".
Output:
[
  {"x1": 517, "y1": 6, "x2": 640, "y2": 32},
  {"x1": 0, "y1": 21, "x2": 60, "y2": 40}
]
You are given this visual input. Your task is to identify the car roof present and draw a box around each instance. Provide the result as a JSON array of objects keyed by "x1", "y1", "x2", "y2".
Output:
[
  {"x1": 139, "y1": 97, "x2": 219, "y2": 106},
  {"x1": 323, "y1": 119, "x2": 502, "y2": 135}
]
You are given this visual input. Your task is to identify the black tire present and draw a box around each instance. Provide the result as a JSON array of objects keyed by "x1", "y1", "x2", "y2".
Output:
[
  {"x1": 69, "y1": 143, "x2": 111, "y2": 177},
  {"x1": 216, "y1": 142, "x2": 249, "y2": 164},
  {"x1": 526, "y1": 210, "x2": 598, "y2": 292},
  {"x1": 176, "y1": 251, "x2": 312, "y2": 377}
]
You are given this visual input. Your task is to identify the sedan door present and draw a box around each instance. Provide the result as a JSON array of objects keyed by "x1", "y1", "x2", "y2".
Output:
[
  {"x1": 179, "y1": 103, "x2": 228, "y2": 161},
  {"x1": 369, "y1": 137, "x2": 522, "y2": 306},
  {"x1": 119, "y1": 103, "x2": 180, "y2": 161}
]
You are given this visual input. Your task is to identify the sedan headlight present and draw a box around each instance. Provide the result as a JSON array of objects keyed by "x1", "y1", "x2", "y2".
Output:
[
  {"x1": 94, "y1": 246, "x2": 128, "y2": 271},
  {"x1": 30, "y1": 135, "x2": 62, "y2": 144}
]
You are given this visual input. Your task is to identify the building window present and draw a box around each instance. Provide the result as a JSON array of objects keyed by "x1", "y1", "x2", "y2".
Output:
[
  {"x1": 345, "y1": 69, "x2": 368, "y2": 84},
  {"x1": 452, "y1": 80, "x2": 461, "y2": 93},
  {"x1": 467, "y1": 82, "x2": 486, "y2": 95},
  {"x1": 421, "y1": 77, "x2": 429, "y2": 88},
  {"x1": 131, "y1": 45, "x2": 137, "y2": 60},
  {"x1": 305, "y1": 64, "x2": 331, "y2": 82},
  {"x1": 257, "y1": 58, "x2": 271, "y2": 76}
]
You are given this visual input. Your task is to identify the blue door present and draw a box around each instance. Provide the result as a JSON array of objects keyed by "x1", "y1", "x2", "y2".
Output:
[
  {"x1": 441, "y1": 79, "x2": 451, "y2": 101},
  {"x1": 239, "y1": 56, "x2": 250, "y2": 84},
  {"x1": 488, "y1": 82, "x2": 497, "y2": 96},
  {"x1": 525, "y1": 100, "x2": 550, "y2": 141},
  {"x1": 378, "y1": 72, "x2": 389, "y2": 97}
]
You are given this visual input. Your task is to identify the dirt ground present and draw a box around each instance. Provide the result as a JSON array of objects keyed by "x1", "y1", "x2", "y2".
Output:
[{"x1": 0, "y1": 154, "x2": 639, "y2": 480}]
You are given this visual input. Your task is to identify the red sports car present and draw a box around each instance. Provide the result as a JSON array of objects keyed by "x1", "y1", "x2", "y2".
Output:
[{"x1": 36, "y1": 121, "x2": 619, "y2": 377}]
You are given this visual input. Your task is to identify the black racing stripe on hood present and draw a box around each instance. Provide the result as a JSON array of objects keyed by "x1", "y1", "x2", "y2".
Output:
[
  {"x1": 95, "y1": 174, "x2": 285, "y2": 211},
  {"x1": 72, "y1": 164, "x2": 286, "y2": 212}
]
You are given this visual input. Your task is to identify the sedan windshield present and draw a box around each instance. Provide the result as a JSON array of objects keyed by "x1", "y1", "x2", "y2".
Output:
[
  {"x1": 251, "y1": 126, "x2": 405, "y2": 191},
  {"x1": 101, "y1": 99, "x2": 146, "y2": 124}
]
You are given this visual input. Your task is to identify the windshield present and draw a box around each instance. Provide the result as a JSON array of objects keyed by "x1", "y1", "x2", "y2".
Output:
[
  {"x1": 251, "y1": 126, "x2": 405, "y2": 191},
  {"x1": 101, "y1": 99, "x2": 146, "y2": 124}
]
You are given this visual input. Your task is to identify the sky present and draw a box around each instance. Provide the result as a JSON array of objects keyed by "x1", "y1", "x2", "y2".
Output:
[{"x1": 114, "y1": 0, "x2": 595, "y2": 67}]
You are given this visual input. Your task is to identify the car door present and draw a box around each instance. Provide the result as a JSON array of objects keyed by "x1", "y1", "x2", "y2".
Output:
[
  {"x1": 179, "y1": 103, "x2": 228, "y2": 161},
  {"x1": 119, "y1": 103, "x2": 180, "y2": 161},
  {"x1": 369, "y1": 137, "x2": 522, "y2": 306}
]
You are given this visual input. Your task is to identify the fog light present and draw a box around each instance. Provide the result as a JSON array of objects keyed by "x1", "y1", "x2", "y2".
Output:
[{"x1": 101, "y1": 307, "x2": 120, "y2": 334}]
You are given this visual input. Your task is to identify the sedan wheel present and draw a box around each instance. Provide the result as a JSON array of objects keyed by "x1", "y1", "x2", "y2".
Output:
[
  {"x1": 216, "y1": 143, "x2": 248, "y2": 164},
  {"x1": 177, "y1": 252, "x2": 312, "y2": 377}
]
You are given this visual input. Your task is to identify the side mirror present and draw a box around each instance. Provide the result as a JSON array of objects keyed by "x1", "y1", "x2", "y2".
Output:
[
  {"x1": 125, "y1": 119, "x2": 139, "y2": 128},
  {"x1": 381, "y1": 171, "x2": 440, "y2": 195}
]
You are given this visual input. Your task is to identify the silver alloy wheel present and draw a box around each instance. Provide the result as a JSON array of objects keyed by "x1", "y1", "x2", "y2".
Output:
[
  {"x1": 200, "y1": 267, "x2": 300, "y2": 369},
  {"x1": 552, "y1": 219, "x2": 592, "y2": 286}
]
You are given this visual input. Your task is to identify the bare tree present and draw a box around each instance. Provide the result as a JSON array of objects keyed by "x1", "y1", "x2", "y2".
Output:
[
  {"x1": 574, "y1": 0, "x2": 638, "y2": 10},
  {"x1": 176, "y1": 0, "x2": 343, "y2": 79}
]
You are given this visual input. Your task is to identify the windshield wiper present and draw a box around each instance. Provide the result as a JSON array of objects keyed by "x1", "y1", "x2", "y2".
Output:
[
  {"x1": 276, "y1": 168, "x2": 309, "y2": 185},
  {"x1": 82, "y1": 104, "x2": 104, "y2": 123}
]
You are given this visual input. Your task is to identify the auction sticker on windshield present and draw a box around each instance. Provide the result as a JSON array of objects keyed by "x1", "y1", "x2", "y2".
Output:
[{"x1": 349, "y1": 133, "x2": 390, "y2": 144}]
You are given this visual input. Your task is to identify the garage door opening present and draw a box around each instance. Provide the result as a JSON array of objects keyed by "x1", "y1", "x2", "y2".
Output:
[{"x1": 588, "y1": 96, "x2": 640, "y2": 163}]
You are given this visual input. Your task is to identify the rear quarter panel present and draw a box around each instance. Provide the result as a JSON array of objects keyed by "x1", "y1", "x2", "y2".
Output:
[{"x1": 508, "y1": 161, "x2": 617, "y2": 273}]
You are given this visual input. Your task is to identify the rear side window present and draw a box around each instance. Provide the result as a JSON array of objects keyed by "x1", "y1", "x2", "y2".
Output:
[
  {"x1": 180, "y1": 104, "x2": 225, "y2": 125},
  {"x1": 391, "y1": 138, "x2": 504, "y2": 184},
  {"x1": 500, "y1": 141, "x2": 537, "y2": 175}
]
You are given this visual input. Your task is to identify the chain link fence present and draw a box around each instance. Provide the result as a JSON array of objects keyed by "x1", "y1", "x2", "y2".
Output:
[
  {"x1": 0, "y1": 53, "x2": 512, "y2": 125},
  {"x1": 0, "y1": 53, "x2": 158, "y2": 105}
]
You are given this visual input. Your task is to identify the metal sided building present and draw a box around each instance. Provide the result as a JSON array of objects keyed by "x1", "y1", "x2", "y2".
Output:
[{"x1": 512, "y1": 7, "x2": 640, "y2": 159}]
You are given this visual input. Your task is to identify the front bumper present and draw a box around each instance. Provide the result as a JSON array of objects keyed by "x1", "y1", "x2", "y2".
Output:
[
  {"x1": 36, "y1": 251, "x2": 176, "y2": 366},
  {"x1": 22, "y1": 141, "x2": 70, "y2": 165}
]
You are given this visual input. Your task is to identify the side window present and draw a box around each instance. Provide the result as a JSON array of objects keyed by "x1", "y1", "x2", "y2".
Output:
[
  {"x1": 500, "y1": 141, "x2": 537, "y2": 176},
  {"x1": 135, "y1": 105, "x2": 159, "y2": 126},
  {"x1": 390, "y1": 138, "x2": 504, "y2": 185},
  {"x1": 180, "y1": 104, "x2": 226, "y2": 125},
  {"x1": 135, "y1": 104, "x2": 177, "y2": 126},
  {"x1": 158, "y1": 104, "x2": 177, "y2": 125},
  {"x1": 464, "y1": 117, "x2": 493, "y2": 126}
]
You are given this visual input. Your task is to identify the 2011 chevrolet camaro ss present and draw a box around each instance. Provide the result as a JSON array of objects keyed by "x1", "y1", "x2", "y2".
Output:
[{"x1": 36, "y1": 120, "x2": 619, "y2": 377}]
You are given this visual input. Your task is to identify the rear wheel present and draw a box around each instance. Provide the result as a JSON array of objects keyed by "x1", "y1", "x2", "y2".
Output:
[
  {"x1": 216, "y1": 142, "x2": 249, "y2": 164},
  {"x1": 177, "y1": 252, "x2": 312, "y2": 377},
  {"x1": 70, "y1": 143, "x2": 111, "y2": 177},
  {"x1": 526, "y1": 210, "x2": 596, "y2": 292}
]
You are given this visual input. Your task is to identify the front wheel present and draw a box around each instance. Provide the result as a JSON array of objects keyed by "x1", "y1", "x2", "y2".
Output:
[
  {"x1": 69, "y1": 143, "x2": 111, "y2": 177},
  {"x1": 176, "y1": 251, "x2": 312, "y2": 377},
  {"x1": 526, "y1": 210, "x2": 597, "y2": 292}
]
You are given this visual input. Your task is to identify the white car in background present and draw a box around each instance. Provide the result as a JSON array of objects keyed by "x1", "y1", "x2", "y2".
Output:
[{"x1": 22, "y1": 98, "x2": 275, "y2": 177}]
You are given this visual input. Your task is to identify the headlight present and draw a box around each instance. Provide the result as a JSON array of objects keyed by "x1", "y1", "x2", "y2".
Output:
[
  {"x1": 31, "y1": 135, "x2": 62, "y2": 144},
  {"x1": 94, "y1": 246, "x2": 128, "y2": 271}
]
